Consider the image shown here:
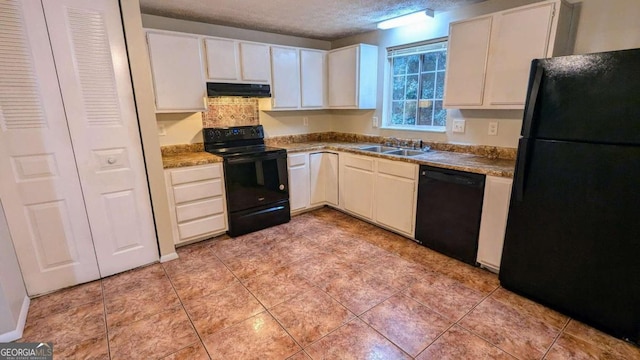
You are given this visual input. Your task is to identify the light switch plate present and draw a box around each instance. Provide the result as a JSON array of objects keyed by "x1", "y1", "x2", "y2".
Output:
[
  {"x1": 303, "y1": 117, "x2": 309, "y2": 126},
  {"x1": 488, "y1": 121, "x2": 498, "y2": 136},
  {"x1": 452, "y1": 119, "x2": 465, "y2": 133},
  {"x1": 372, "y1": 116, "x2": 378, "y2": 128},
  {"x1": 158, "y1": 123, "x2": 166, "y2": 136}
]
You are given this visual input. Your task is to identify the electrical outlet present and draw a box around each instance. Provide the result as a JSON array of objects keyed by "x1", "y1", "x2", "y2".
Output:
[
  {"x1": 303, "y1": 117, "x2": 309, "y2": 126},
  {"x1": 488, "y1": 121, "x2": 499, "y2": 136},
  {"x1": 372, "y1": 116, "x2": 378, "y2": 128},
  {"x1": 452, "y1": 119, "x2": 465, "y2": 133},
  {"x1": 158, "y1": 123, "x2": 166, "y2": 136}
]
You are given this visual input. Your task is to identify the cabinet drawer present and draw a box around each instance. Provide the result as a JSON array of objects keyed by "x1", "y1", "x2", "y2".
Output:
[
  {"x1": 178, "y1": 214, "x2": 225, "y2": 240},
  {"x1": 343, "y1": 155, "x2": 374, "y2": 171},
  {"x1": 170, "y1": 164, "x2": 221, "y2": 185},
  {"x1": 176, "y1": 197, "x2": 224, "y2": 223},
  {"x1": 173, "y1": 179, "x2": 222, "y2": 203},
  {"x1": 377, "y1": 160, "x2": 417, "y2": 180},
  {"x1": 288, "y1": 153, "x2": 308, "y2": 167}
]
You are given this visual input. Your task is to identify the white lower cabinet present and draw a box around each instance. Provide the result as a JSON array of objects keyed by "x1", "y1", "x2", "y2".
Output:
[
  {"x1": 339, "y1": 153, "x2": 418, "y2": 236},
  {"x1": 340, "y1": 155, "x2": 376, "y2": 220},
  {"x1": 287, "y1": 153, "x2": 311, "y2": 213},
  {"x1": 288, "y1": 152, "x2": 338, "y2": 214},
  {"x1": 310, "y1": 152, "x2": 339, "y2": 207},
  {"x1": 374, "y1": 159, "x2": 419, "y2": 237},
  {"x1": 165, "y1": 164, "x2": 227, "y2": 246},
  {"x1": 477, "y1": 176, "x2": 513, "y2": 272}
]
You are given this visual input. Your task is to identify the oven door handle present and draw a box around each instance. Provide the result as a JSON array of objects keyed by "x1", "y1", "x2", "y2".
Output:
[{"x1": 225, "y1": 151, "x2": 286, "y2": 165}]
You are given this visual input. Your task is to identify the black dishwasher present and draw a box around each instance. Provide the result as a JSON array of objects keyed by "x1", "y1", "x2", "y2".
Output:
[{"x1": 415, "y1": 165, "x2": 485, "y2": 265}]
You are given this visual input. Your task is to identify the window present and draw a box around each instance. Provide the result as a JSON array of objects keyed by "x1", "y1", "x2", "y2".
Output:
[{"x1": 386, "y1": 40, "x2": 448, "y2": 131}]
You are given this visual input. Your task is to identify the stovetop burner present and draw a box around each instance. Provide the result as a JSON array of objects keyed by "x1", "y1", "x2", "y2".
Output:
[{"x1": 203, "y1": 125, "x2": 284, "y2": 157}]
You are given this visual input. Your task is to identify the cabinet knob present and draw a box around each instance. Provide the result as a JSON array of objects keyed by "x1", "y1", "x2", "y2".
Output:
[
  {"x1": 107, "y1": 157, "x2": 117, "y2": 165},
  {"x1": 279, "y1": 184, "x2": 285, "y2": 190}
]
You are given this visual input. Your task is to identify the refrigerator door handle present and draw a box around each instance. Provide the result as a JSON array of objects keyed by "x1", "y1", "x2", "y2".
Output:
[
  {"x1": 514, "y1": 138, "x2": 529, "y2": 202},
  {"x1": 522, "y1": 60, "x2": 544, "y2": 138}
]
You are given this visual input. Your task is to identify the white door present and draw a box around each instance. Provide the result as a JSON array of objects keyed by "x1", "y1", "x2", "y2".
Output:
[
  {"x1": 239, "y1": 42, "x2": 271, "y2": 83},
  {"x1": 341, "y1": 155, "x2": 374, "y2": 219},
  {"x1": 287, "y1": 153, "x2": 310, "y2": 212},
  {"x1": 300, "y1": 49, "x2": 326, "y2": 108},
  {"x1": 271, "y1": 46, "x2": 300, "y2": 109},
  {"x1": 204, "y1": 37, "x2": 240, "y2": 81},
  {"x1": 42, "y1": 0, "x2": 159, "y2": 277},
  {"x1": 375, "y1": 174, "x2": 416, "y2": 236},
  {"x1": 328, "y1": 46, "x2": 358, "y2": 107},
  {"x1": 310, "y1": 153, "x2": 338, "y2": 206},
  {"x1": 486, "y1": 2, "x2": 554, "y2": 106},
  {"x1": 0, "y1": 0, "x2": 100, "y2": 295}
]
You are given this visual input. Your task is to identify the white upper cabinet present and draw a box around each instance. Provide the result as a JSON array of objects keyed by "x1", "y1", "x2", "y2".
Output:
[
  {"x1": 328, "y1": 44, "x2": 378, "y2": 109},
  {"x1": 300, "y1": 49, "x2": 327, "y2": 109},
  {"x1": 204, "y1": 38, "x2": 271, "y2": 84},
  {"x1": 239, "y1": 42, "x2": 271, "y2": 83},
  {"x1": 270, "y1": 46, "x2": 301, "y2": 109},
  {"x1": 262, "y1": 46, "x2": 327, "y2": 111},
  {"x1": 444, "y1": 0, "x2": 574, "y2": 109},
  {"x1": 203, "y1": 37, "x2": 239, "y2": 81},
  {"x1": 443, "y1": 16, "x2": 492, "y2": 107},
  {"x1": 146, "y1": 30, "x2": 207, "y2": 112}
]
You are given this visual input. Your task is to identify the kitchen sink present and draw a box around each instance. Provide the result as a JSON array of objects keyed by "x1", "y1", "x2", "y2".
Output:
[
  {"x1": 384, "y1": 149, "x2": 425, "y2": 156},
  {"x1": 357, "y1": 145, "x2": 400, "y2": 152},
  {"x1": 358, "y1": 145, "x2": 426, "y2": 157}
]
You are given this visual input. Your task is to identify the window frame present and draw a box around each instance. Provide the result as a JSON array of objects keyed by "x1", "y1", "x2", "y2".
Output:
[{"x1": 382, "y1": 37, "x2": 448, "y2": 133}]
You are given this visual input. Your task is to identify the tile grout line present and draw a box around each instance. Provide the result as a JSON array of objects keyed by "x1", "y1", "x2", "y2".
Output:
[
  {"x1": 159, "y1": 261, "x2": 213, "y2": 359},
  {"x1": 541, "y1": 316, "x2": 571, "y2": 359},
  {"x1": 99, "y1": 280, "x2": 113, "y2": 360}
]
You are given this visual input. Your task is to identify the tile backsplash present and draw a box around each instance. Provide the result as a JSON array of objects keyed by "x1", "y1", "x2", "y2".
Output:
[{"x1": 202, "y1": 97, "x2": 259, "y2": 128}]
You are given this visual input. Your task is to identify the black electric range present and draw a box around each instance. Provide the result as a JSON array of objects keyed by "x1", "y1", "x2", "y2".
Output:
[{"x1": 204, "y1": 125, "x2": 290, "y2": 237}]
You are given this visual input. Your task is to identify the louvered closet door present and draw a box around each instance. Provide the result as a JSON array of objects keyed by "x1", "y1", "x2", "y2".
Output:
[
  {"x1": 0, "y1": 0, "x2": 100, "y2": 295},
  {"x1": 42, "y1": 0, "x2": 159, "y2": 276}
]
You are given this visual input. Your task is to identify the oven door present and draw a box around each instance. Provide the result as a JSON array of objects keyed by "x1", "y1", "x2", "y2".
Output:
[{"x1": 224, "y1": 151, "x2": 289, "y2": 213}]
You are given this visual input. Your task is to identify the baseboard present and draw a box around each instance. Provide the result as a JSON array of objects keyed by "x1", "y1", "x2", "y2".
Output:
[
  {"x1": 0, "y1": 295, "x2": 30, "y2": 342},
  {"x1": 159, "y1": 252, "x2": 179, "y2": 263}
]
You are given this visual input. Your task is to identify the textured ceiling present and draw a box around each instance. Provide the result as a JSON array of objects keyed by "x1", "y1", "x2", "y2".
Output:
[{"x1": 139, "y1": 0, "x2": 487, "y2": 40}]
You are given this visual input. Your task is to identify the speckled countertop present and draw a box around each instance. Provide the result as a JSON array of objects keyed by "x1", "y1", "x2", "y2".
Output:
[
  {"x1": 279, "y1": 142, "x2": 515, "y2": 178},
  {"x1": 161, "y1": 143, "x2": 222, "y2": 169}
]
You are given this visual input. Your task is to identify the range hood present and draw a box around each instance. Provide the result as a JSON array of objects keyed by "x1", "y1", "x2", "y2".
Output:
[{"x1": 206, "y1": 82, "x2": 271, "y2": 98}]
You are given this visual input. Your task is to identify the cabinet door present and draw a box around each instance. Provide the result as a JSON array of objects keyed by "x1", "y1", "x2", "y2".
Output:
[
  {"x1": 477, "y1": 176, "x2": 513, "y2": 271},
  {"x1": 204, "y1": 38, "x2": 239, "y2": 81},
  {"x1": 239, "y1": 42, "x2": 271, "y2": 83},
  {"x1": 486, "y1": 3, "x2": 554, "y2": 106},
  {"x1": 341, "y1": 155, "x2": 374, "y2": 219},
  {"x1": 271, "y1": 46, "x2": 300, "y2": 109},
  {"x1": 300, "y1": 49, "x2": 326, "y2": 108},
  {"x1": 0, "y1": 0, "x2": 100, "y2": 295},
  {"x1": 310, "y1": 152, "x2": 338, "y2": 206},
  {"x1": 375, "y1": 160, "x2": 417, "y2": 236},
  {"x1": 443, "y1": 16, "x2": 492, "y2": 107},
  {"x1": 288, "y1": 153, "x2": 310, "y2": 212},
  {"x1": 45, "y1": 0, "x2": 159, "y2": 277},
  {"x1": 328, "y1": 46, "x2": 358, "y2": 107},
  {"x1": 147, "y1": 31, "x2": 206, "y2": 112}
]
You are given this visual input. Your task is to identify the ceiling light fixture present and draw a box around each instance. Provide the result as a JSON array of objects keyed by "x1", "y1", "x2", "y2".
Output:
[{"x1": 377, "y1": 9, "x2": 435, "y2": 30}]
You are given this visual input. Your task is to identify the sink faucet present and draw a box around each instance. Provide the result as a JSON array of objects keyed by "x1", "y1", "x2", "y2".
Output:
[{"x1": 385, "y1": 137, "x2": 398, "y2": 147}]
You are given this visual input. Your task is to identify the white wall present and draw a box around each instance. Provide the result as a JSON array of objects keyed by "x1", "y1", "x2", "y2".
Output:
[{"x1": 330, "y1": 0, "x2": 640, "y2": 148}]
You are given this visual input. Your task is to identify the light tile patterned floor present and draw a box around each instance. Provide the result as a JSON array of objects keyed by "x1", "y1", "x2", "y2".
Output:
[{"x1": 18, "y1": 207, "x2": 640, "y2": 359}]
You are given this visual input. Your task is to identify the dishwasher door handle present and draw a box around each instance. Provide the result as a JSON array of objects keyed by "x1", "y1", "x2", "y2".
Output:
[{"x1": 422, "y1": 169, "x2": 484, "y2": 187}]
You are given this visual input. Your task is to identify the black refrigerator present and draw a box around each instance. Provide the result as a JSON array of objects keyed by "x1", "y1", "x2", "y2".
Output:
[{"x1": 499, "y1": 48, "x2": 640, "y2": 345}]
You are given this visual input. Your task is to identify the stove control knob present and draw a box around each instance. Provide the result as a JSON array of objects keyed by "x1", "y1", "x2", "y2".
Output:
[
  {"x1": 279, "y1": 184, "x2": 285, "y2": 190},
  {"x1": 214, "y1": 130, "x2": 222, "y2": 138}
]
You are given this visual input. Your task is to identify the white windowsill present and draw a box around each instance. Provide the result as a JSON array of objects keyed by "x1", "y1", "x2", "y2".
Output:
[{"x1": 381, "y1": 125, "x2": 447, "y2": 133}]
